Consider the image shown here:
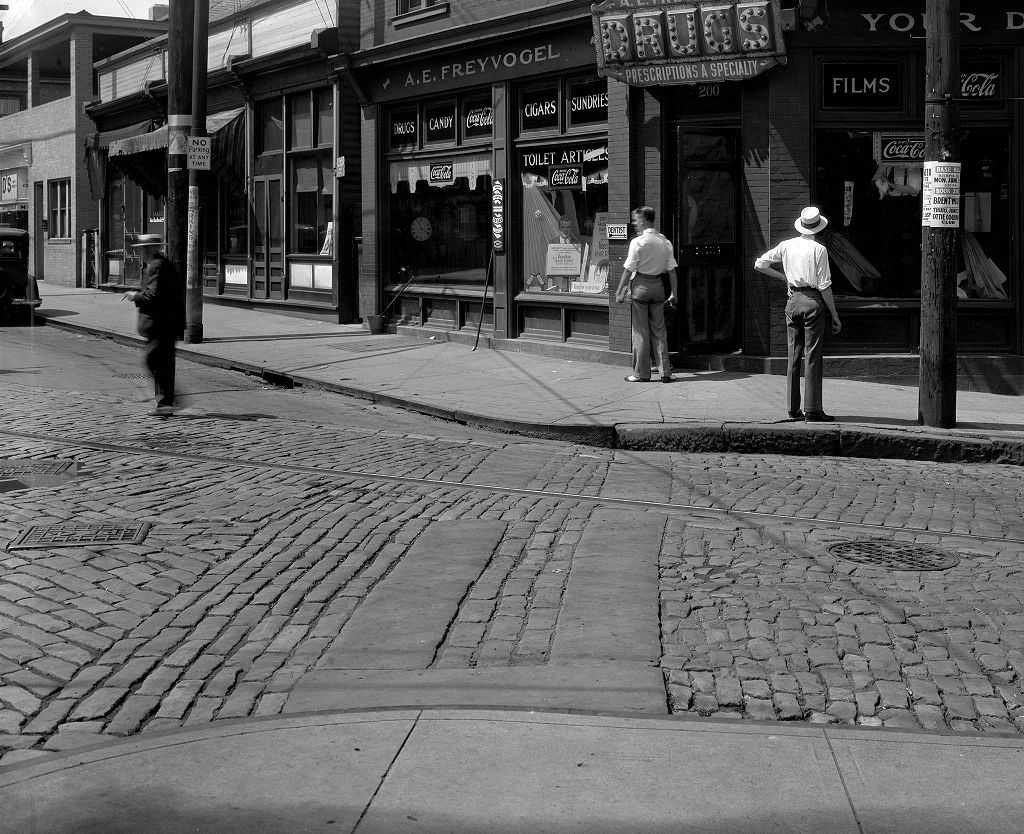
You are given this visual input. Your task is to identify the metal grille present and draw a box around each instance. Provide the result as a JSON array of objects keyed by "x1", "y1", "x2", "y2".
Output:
[
  {"x1": 0, "y1": 459, "x2": 75, "y2": 477},
  {"x1": 9, "y1": 522, "x2": 151, "y2": 550},
  {"x1": 828, "y1": 539, "x2": 960, "y2": 571}
]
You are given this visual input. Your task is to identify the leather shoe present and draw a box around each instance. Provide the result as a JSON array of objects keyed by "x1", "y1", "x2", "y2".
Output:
[
  {"x1": 660, "y1": 376, "x2": 673, "y2": 384},
  {"x1": 624, "y1": 375, "x2": 650, "y2": 382},
  {"x1": 803, "y1": 411, "x2": 835, "y2": 423},
  {"x1": 787, "y1": 410, "x2": 804, "y2": 420}
]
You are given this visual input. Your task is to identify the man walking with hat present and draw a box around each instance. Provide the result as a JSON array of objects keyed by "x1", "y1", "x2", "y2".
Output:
[
  {"x1": 123, "y1": 234, "x2": 184, "y2": 416},
  {"x1": 754, "y1": 207, "x2": 842, "y2": 422}
]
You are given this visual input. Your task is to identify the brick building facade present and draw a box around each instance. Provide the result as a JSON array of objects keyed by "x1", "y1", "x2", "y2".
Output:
[
  {"x1": 0, "y1": 14, "x2": 166, "y2": 288},
  {"x1": 350, "y1": 0, "x2": 1023, "y2": 372}
]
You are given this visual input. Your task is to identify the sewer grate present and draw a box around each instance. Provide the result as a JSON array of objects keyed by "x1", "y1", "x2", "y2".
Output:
[
  {"x1": 9, "y1": 521, "x2": 151, "y2": 550},
  {"x1": 828, "y1": 539, "x2": 960, "y2": 571},
  {"x1": 0, "y1": 459, "x2": 75, "y2": 477}
]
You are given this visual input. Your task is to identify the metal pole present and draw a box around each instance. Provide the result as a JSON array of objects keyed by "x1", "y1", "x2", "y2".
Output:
[
  {"x1": 918, "y1": 0, "x2": 960, "y2": 427},
  {"x1": 472, "y1": 249, "x2": 494, "y2": 351},
  {"x1": 185, "y1": 0, "x2": 209, "y2": 343}
]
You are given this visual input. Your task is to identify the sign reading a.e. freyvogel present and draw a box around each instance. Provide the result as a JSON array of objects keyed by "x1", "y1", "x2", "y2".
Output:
[{"x1": 591, "y1": 0, "x2": 787, "y2": 87}]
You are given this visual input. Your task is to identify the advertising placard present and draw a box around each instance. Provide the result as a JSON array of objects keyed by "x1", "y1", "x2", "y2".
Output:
[
  {"x1": 921, "y1": 161, "x2": 961, "y2": 228},
  {"x1": 491, "y1": 179, "x2": 505, "y2": 253}
]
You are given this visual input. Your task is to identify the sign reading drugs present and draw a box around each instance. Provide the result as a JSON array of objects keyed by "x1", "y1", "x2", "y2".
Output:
[{"x1": 591, "y1": 0, "x2": 787, "y2": 87}]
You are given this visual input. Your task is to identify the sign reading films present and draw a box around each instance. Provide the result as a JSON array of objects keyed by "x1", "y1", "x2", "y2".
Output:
[{"x1": 591, "y1": 0, "x2": 787, "y2": 86}]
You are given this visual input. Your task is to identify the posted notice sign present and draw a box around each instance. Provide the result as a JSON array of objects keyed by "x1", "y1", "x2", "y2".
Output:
[
  {"x1": 921, "y1": 161, "x2": 961, "y2": 228},
  {"x1": 188, "y1": 136, "x2": 212, "y2": 171}
]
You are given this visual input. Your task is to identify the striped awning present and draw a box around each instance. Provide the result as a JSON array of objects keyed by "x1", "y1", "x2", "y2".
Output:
[{"x1": 107, "y1": 107, "x2": 245, "y2": 157}]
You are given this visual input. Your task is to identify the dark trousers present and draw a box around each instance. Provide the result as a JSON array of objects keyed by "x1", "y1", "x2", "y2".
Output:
[
  {"x1": 785, "y1": 289, "x2": 826, "y2": 414},
  {"x1": 631, "y1": 276, "x2": 670, "y2": 379},
  {"x1": 144, "y1": 332, "x2": 177, "y2": 407}
]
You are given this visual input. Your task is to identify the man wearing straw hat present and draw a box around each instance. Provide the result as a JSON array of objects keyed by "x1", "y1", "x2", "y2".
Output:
[
  {"x1": 122, "y1": 234, "x2": 184, "y2": 416},
  {"x1": 754, "y1": 207, "x2": 842, "y2": 422}
]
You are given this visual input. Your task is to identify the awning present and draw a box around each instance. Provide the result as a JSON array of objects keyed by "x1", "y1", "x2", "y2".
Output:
[
  {"x1": 91, "y1": 120, "x2": 154, "y2": 150},
  {"x1": 107, "y1": 108, "x2": 244, "y2": 157},
  {"x1": 84, "y1": 121, "x2": 154, "y2": 199},
  {"x1": 102, "y1": 107, "x2": 246, "y2": 197}
]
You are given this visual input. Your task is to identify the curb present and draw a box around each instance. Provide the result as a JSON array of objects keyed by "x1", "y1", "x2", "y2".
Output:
[
  {"x1": 617, "y1": 422, "x2": 1024, "y2": 465},
  {"x1": 36, "y1": 315, "x2": 1024, "y2": 465}
]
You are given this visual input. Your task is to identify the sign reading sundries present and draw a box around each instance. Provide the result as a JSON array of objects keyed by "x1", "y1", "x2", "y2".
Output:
[{"x1": 591, "y1": 0, "x2": 787, "y2": 87}]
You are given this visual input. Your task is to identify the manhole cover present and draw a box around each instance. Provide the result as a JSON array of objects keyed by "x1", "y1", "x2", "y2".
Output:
[
  {"x1": 0, "y1": 459, "x2": 75, "y2": 477},
  {"x1": 9, "y1": 522, "x2": 151, "y2": 550},
  {"x1": 828, "y1": 539, "x2": 960, "y2": 571}
]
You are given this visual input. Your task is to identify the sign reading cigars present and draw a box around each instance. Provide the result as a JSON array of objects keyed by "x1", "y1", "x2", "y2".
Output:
[{"x1": 591, "y1": 0, "x2": 787, "y2": 87}]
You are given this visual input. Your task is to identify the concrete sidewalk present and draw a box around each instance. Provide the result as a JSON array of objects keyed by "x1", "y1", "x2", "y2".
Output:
[
  {"x1": 29, "y1": 285, "x2": 1024, "y2": 463},
  {"x1": 2, "y1": 707, "x2": 1023, "y2": 833}
]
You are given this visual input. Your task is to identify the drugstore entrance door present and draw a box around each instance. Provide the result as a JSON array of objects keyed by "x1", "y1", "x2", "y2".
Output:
[{"x1": 672, "y1": 128, "x2": 741, "y2": 352}]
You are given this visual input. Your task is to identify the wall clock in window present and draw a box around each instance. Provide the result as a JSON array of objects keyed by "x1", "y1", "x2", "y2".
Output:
[{"x1": 410, "y1": 216, "x2": 432, "y2": 241}]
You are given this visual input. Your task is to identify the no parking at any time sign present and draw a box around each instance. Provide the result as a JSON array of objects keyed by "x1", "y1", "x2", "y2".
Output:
[{"x1": 188, "y1": 136, "x2": 212, "y2": 171}]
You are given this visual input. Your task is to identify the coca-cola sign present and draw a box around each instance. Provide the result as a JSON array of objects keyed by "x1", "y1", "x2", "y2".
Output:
[
  {"x1": 491, "y1": 178, "x2": 505, "y2": 252},
  {"x1": 876, "y1": 133, "x2": 925, "y2": 164},
  {"x1": 548, "y1": 165, "x2": 583, "y2": 190},
  {"x1": 465, "y1": 107, "x2": 493, "y2": 129},
  {"x1": 429, "y1": 162, "x2": 454, "y2": 185},
  {"x1": 961, "y1": 61, "x2": 1001, "y2": 106}
]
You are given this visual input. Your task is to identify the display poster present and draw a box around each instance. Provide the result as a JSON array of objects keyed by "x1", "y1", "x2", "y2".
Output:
[
  {"x1": 572, "y1": 211, "x2": 611, "y2": 294},
  {"x1": 545, "y1": 243, "x2": 582, "y2": 277},
  {"x1": 921, "y1": 162, "x2": 961, "y2": 228},
  {"x1": 320, "y1": 221, "x2": 333, "y2": 256}
]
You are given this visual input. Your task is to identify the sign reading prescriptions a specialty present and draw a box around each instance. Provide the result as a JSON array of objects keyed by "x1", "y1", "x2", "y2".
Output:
[
  {"x1": 591, "y1": 0, "x2": 787, "y2": 87},
  {"x1": 922, "y1": 162, "x2": 961, "y2": 229}
]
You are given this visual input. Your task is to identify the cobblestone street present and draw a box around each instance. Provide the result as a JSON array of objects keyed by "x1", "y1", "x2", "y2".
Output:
[{"x1": 2, "y1": 371, "x2": 1024, "y2": 768}]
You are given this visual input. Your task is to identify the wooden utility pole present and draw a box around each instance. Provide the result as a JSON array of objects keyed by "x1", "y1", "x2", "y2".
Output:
[
  {"x1": 166, "y1": 0, "x2": 195, "y2": 332},
  {"x1": 918, "y1": 0, "x2": 960, "y2": 427},
  {"x1": 184, "y1": 0, "x2": 209, "y2": 343}
]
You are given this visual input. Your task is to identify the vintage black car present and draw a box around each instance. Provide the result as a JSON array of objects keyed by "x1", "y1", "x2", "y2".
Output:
[{"x1": 0, "y1": 226, "x2": 40, "y2": 321}]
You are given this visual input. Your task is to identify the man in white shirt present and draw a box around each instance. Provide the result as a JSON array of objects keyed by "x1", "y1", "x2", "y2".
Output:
[
  {"x1": 615, "y1": 206, "x2": 678, "y2": 383},
  {"x1": 754, "y1": 206, "x2": 842, "y2": 422}
]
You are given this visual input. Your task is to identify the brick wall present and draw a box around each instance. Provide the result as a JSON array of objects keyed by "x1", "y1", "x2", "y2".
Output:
[
  {"x1": 764, "y1": 49, "x2": 814, "y2": 356},
  {"x1": 358, "y1": 105, "x2": 379, "y2": 319},
  {"x1": 607, "y1": 78, "x2": 631, "y2": 354},
  {"x1": 11, "y1": 98, "x2": 80, "y2": 286},
  {"x1": 742, "y1": 75, "x2": 772, "y2": 356}
]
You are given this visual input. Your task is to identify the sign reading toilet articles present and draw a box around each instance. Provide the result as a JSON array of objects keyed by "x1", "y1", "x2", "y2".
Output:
[{"x1": 921, "y1": 162, "x2": 961, "y2": 228}]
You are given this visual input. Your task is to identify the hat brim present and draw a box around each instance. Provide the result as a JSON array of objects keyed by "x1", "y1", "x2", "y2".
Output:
[{"x1": 795, "y1": 217, "x2": 828, "y2": 234}]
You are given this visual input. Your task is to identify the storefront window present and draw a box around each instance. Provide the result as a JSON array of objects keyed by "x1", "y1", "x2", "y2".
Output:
[
  {"x1": 289, "y1": 92, "x2": 313, "y2": 149},
  {"x1": 815, "y1": 129, "x2": 1010, "y2": 300},
  {"x1": 257, "y1": 99, "x2": 283, "y2": 155},
  {"x1": 317, "y1": 89, "x2": 334, "y2": 146},
  {"x1": 519, "y1": 143, "x2": 609, "y2": 294},
  {"x1": 290, "y1": 155, "x2": 333, "y2": 254},
  {"x1": 222, "y1": 186, "x2": 248, "y2": 255},
  {"x1": 388, "y1": 154, "x2": 492, "y2": 285}
]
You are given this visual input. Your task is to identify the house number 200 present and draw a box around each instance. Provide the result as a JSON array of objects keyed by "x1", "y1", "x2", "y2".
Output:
[{"x1": 697, "y1": 84, "x2": 720, "y2": 98}]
